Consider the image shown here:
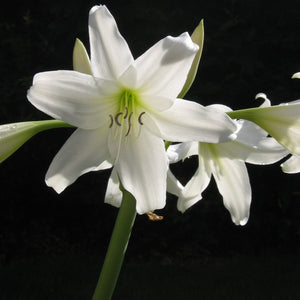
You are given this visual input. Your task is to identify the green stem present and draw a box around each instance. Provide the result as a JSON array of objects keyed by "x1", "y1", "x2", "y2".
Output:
[{"x1": 92, "y1": 189, "x2": 137, "y2": 300}]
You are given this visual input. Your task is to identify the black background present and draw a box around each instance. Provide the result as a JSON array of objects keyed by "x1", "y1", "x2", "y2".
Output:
[{"x1": 0, "y1": 0, "x2": 300, "y2": 298}]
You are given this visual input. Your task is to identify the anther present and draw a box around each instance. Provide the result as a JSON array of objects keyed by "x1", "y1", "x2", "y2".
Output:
[
  {"x1": 138, "y1": 112, "x2": 146, "y2": 125},
  {"x1": 115, "y1": 112, "x2": 123, "y2": 126},
  {"x1": 109, "y1": 114, "x2": 114, "y2": 128},
  {"x1": 125, "y1": 112, "x2": 133, "y2": 136},
  {"x1": 123, "y1": 106, "x2": 129, "y2": 119}
]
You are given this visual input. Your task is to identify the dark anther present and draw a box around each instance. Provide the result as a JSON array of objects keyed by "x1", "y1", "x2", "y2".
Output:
[
  {"x1": 115, "y1": 112, "x2": 123, "y2": 126},
  {"x1": 138, "y1": 112, "x2": 146, "y2": 125},
  {"x1": 125, "y1": 112, "x2": 133, "y2": 136},
  {"x1": 109, "y1": 114, "x2": 114, "y2": 128}
]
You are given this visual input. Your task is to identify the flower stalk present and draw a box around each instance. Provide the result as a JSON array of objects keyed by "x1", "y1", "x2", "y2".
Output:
[{"x1": 92, "y1": 188, "x2": 137, "y2": 300}]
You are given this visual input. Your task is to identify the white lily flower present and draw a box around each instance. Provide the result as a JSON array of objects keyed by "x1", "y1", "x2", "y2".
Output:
[
  {"x1": 227, "y1": 93, "x2": 300, "y2": 158},
  {"x1": 168, "y1": 105, "x2": 288, "y2": 225},
  {"x1": 0, "y1": 120, "x2": 73, "y2": 163},
  {"x1": 27, "y1": 5, "x2": 237, "y2": 214},
  {"x1": 279, "y1": 72, "x2": 300, "y2": 174}
]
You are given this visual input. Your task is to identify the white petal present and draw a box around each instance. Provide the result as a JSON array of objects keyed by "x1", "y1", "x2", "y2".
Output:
[
  {"x1": 27, "y1": 71, "x2": 119, "y2": 129},
  {"x1": 123, "y1": 32, "x2": 198, "y2": 98},
  {"x1": 166, "y1": 169, "x2": 184, "y2": 197},
  {"x1": 89, "y1": 5, "x2": 134, "y2": 79},
  {"x1": 292, "y1": 72, "x2": 300, "y2": 79},
  {"x1": 220, "y1": 120, "x2": 288, "y2": 164},
  {"x1": 177, "y1": 144, "x2": 212, "y2": 212},
  {"x1": 231, "y1": 101, "x2": 300, "y2": 156},
  {"x1": 114, "y1": 127, "x2": 168, "y2": 214},
  {"x1": 140, "y1": 94, "x2": 175, "y2": 112},
  {"x1": 105, "y1": 168, "x2": 123, "y2": 207},
  {"x1": 281, "y1": 155, "x2": 300, "y2": 173},
  {"x1": 209, "y1": 145, "x2": 251, "y2": 226},
  {"x1": 256, "y1": 103, "x2": 300, "y2": 156},
  {"x1": 167, "y1": 142, "x2": 198, "y2": 163},
  {"x1": 255, "y1": 93, "x2": 271, "y2": 107},
  {"x1": 153, "y1": 99, "x2": 237, "y2": 143},
  {"x1": 46, "y1": 127, "x2": 111, "y2": 193}
]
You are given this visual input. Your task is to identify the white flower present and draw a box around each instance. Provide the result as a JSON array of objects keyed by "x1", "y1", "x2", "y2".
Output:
[
  {"x1": 168, "y1": 105, "x2": 288, "y2": 225},
  {"x1": 0, "y1": 120, "x2": 72, "y2": 163},
  {"x1": 27, "y1": 5, "x2": 237, "y2": 214},
  {"x1": 227, "y1": 93, "x2": 300, "y2": 157},
  {"x1": 279, "y1": 72, "x2": 300, "y2": 174}
]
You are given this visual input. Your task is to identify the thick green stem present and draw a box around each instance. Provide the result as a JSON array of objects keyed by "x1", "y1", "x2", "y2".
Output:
[{"x1": 92, "y1": 189, "x2": 137, "y2": 300}]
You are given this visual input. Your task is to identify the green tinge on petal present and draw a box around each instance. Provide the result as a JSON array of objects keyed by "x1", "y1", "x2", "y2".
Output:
[
  {"x1": 177, "y1": 20, "x2": 204, "y2": 98},
  {"x1": 73, "y1": 38, "x2": 92, "y2": 75},
  {"x1": 227, "y1": 106, "x2": 300, "y2": 156},
  {"x1": 0, "y1": 120, "x2": 73, "y2": 163}
]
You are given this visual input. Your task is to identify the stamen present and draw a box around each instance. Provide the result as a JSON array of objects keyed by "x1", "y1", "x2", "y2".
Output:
[
  {"x1": 146, "y1": 211, "x2": 164, "y2": 221},
  {"x1": 109, "y1": 114, "x2": 114, "y2": 128},
  {"x1": 125, "y1": 112, "x2": 133, "y2": 136},
  {"x1": 138, "y1": 112, "x2": 146, "y2": 125},
  {"x1": 115, "y1": 112, "x2": 123, "y2": 126},
  {"x1": 123, "y1": 106, "x2": 129, "y2": 119}
]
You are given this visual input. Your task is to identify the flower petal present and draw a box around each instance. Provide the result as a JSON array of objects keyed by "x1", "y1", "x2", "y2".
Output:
[
  {"x1": 153, "y1": 99, "x2": 237, "y2": 143},
  {"x1": 177, "y1": 144, "x2": 212, "y2": 212},
  {"x1": 89, "y1": 5, "x2": 134, "y2": 79},
  {"x1": 219, "y1": 120, "x2": 288, "y2": 164},
  {"x1": 228, "y1": 100, "x2": 300, "y2": 156},
  {"x1": 27, "y1": 71, "x2": 119, "y2": 129},
  {"x1": 46, "y1": 127, "x2": 112, "y2": 193},
  {"x1": 114, "y1": 127, "x2": 168, "y2": 214},
  {"x1": 0, "y1": 120, "x2": 73, "y2": 163},
  {"x1": 281, "y1": 155, "x2": 300, "y2": 174},
  {"x1": 123, "y1": 32, "x2": 198, "y2": 98},
  {"x1": 292, "y1": 72, "x2": 300, "y2": 79},
  {"x1": 209, "y1": 145, "x2": 251, "y2": 226},
  {"x1": 167, "y1": 169, "x2": 184, "y2": 197},
  {"x1": 167, "y1": 142, "x2": 198, "y2": 163},
  {"x1": 105, "y1": 168, "x2": 123, "y2": 207},
  {"x1": 140, "y1": 94, "x2": 175, "y2": 112}
]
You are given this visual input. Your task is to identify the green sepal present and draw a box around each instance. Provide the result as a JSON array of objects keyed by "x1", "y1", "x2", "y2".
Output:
[
  {"x1": 178, "y1": 19, "x2": 204, "y2": 99},
  {"x1": 73, "y1": 38, "x2": 92, "y2": 75}
]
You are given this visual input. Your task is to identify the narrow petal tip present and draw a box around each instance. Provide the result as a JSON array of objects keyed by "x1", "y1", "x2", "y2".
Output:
[
  {"x1": 292, "y1": 72, "x2": 300, "y2": 79},
  {"x1": 45, "y1": 174, "x2": 67, "y2": 194},
  {"x1": 89, "y1": 4, "x2": 107, "y2": 15}
]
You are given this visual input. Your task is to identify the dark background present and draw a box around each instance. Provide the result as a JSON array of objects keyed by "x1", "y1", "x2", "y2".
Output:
[{"x1": 0, "y1": 0, "x2": 300, "y2": 299}]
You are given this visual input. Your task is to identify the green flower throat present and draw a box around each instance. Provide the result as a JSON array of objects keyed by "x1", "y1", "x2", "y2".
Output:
[{"x1": 109, "y1": 89, "x2": 146, "y2": 137}]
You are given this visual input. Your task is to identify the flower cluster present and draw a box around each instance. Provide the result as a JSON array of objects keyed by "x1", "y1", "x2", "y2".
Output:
[{"x1": 1, "y1": 5, "x2": 300, "y2": 225}]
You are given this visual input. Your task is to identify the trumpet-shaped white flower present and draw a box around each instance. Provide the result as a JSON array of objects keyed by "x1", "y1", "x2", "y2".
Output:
[
  {"x1": 168, "y1": 105, "x2": 288, "y2": 225},
  {"x1": 279, "y1": 72, "x2": 300, "y2": 174},
  {"x1": 228, "y1": 93, "x2": 300, "y2": 158},
  {"x1": 27, "y1": 5, "x2": 237, "y2": 214},
  {"x1": 0, "y1": 120, "x2": 73, "y2": 163}
]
